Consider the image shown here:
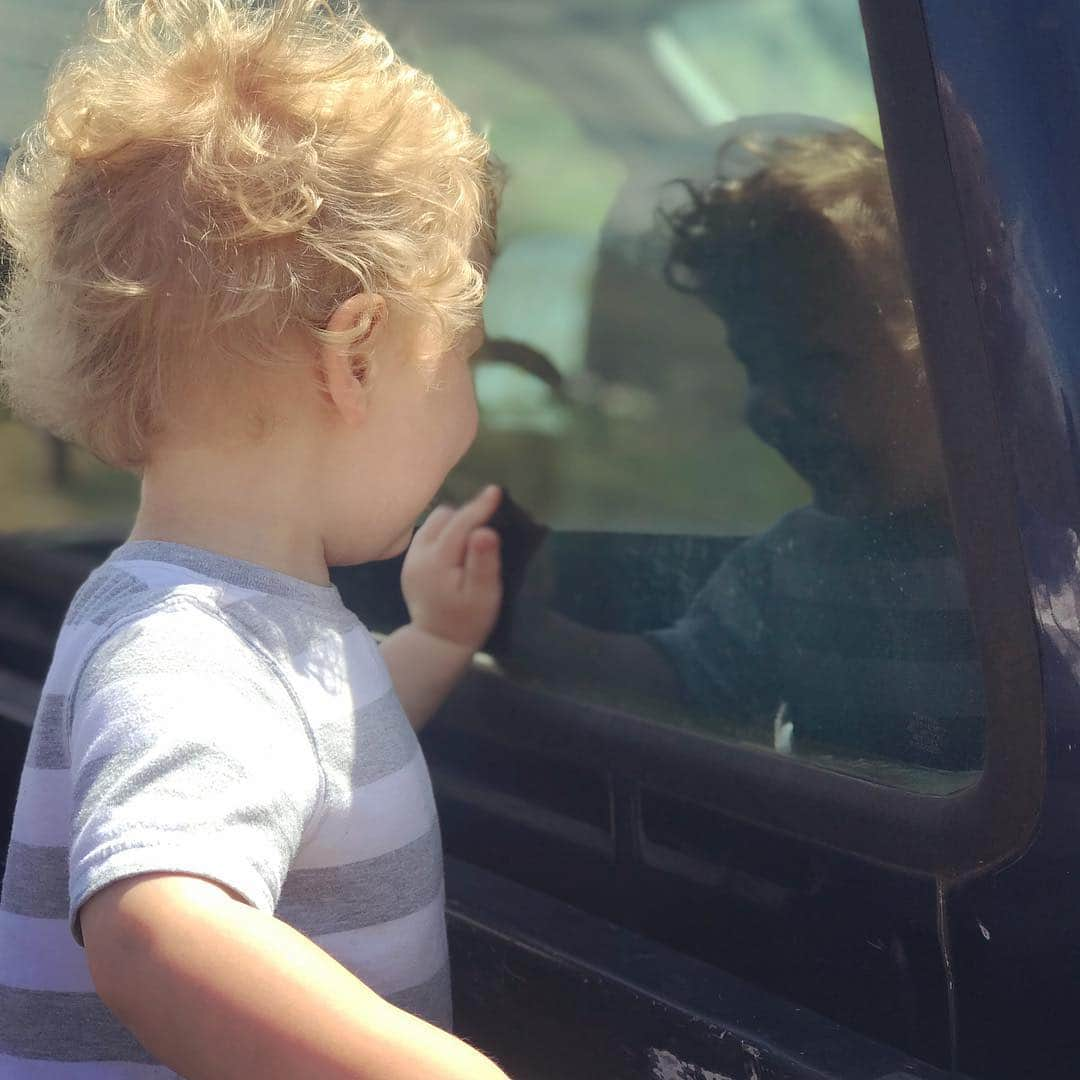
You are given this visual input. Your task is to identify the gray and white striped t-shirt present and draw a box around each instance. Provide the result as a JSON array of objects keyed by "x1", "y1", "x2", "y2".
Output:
[{"x1": 0, "y1": 541, "x2": 449, "y2": 1077}]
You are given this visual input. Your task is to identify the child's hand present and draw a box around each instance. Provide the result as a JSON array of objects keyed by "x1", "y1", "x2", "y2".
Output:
[{"x1": 401, "y1": 486, "x2": 503, "y2": 653}]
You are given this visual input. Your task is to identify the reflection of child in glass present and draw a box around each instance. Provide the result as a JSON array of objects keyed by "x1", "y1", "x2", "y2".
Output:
[
  {"x1": 0, "y1": 3, "x2": 508, "y2": 1077},
  {"x1": 521, "y1": 129, "x2": 984, "y2": 771}
]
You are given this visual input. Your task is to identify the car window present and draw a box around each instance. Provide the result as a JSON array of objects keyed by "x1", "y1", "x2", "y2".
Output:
[
  {"x1": 0, "y1": 0, "x2": 986, "y2": 793},
  {"x1": 402, "y1": 0, "x2": 986, "y2": 794}
]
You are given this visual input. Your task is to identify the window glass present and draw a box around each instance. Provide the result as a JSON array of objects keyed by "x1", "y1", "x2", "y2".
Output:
[
  {"x1": 399, "y1": 0, "x2": 986, "y2": 793},
  {"x1": 1, "y1": 0, "x2": 986, "y2": 792}
]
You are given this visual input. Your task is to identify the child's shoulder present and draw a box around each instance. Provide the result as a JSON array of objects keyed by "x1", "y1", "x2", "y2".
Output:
[
  {"x1": 61, "y1": 554, "x2": 248, "y2": 652},
  {"x1": 64, "y1": 559, "x2": 220, "y2": 631},
  {"x1": 50, "y1": 550, "x2": 377, "y2": 715},
  {"x1": 34, "y1": 569, "x2": 285, "y2": 756},
  {"x1": 58, "y1": 570, "x2": 259, "y2": 691},
  {"x1": 65, "y1": 546, "x2": 358, "y2": 651}
]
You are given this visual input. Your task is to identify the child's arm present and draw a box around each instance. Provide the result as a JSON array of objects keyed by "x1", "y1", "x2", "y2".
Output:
[
  {"x1": 380, "y1": 485, "x2": 503, "y2": 730},
  {"x1": 507, "y1": 605, "x2": 685, "y2": 708},
  {"x1": 82, "y1": 872, "x2": 509, "y2": 1080}
]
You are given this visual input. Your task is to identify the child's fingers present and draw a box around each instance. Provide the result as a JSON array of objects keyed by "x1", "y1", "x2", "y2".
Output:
[
  {"x1": 437, "y1": 485, "x2": 502, "y2": 561},
  {"x1": 415, "y1": 504, "x2": 455, "y2": 543},
  {"x1": 464, "y1": 527, "x2": 501, "y2": 595}
]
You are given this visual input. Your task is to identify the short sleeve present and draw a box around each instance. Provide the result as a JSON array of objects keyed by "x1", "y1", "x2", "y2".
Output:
[
  {"x1": 67, "y1": 599, "x2": 322, "y2": 943},
  {"x1": 646, "y1": 535, "x2": 778, "y2": 718}
]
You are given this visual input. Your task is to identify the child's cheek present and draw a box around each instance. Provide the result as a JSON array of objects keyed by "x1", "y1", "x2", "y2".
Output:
[
  {"x1": 449, "y1": 379, "x2": 480, "y2": 461},
  {"x1": 463, "y1": 391, "x2": 480, "y2": 447},
  {"x1": 385, "y1": 523, "x2": 417, "y2": 560}
]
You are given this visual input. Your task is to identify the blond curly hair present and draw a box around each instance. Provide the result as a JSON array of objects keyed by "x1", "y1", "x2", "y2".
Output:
[{"x1": 0, "y1": 0, "x2": 498, "y2": 467}]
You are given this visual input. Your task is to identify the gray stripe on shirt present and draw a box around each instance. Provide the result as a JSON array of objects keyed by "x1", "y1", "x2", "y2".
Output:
[
  {"x1": 0, "y1": 984, "x2": 154, "y2": 1063},
  {"x1": 352, "y1": 694, "x2": 419, "y2": 788},
  {"x1": 64, "y1": 572, "x2": 150, "y2": 628},
  {"x1": 27, "y1": 696, "x2": 69, "y2": 770},
  {"x1": 317, "y1": 691, "x2": 419, "y2": 790},
  {"x1": 73, "y1": 745, "x2": 249, "y2": 831},
  {"x1": 277, "y1": 822, "x2": 443, "y2": 935},
  {"x1": 1, "y1": 844, "x2": 69, "y2": 919},
  {"x1": 71, "y1": 748, "x2": 299, "y2": 889}
]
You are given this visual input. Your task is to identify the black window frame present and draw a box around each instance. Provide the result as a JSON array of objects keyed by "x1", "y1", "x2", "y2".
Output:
[{"x1": 423, "y1": 0, "x2": 1045, "y2": 882}]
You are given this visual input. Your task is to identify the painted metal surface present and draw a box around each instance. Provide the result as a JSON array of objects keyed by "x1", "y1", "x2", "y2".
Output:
[
  {"x1": 916, "y1": 2, "x2": 1080, "y2": 1075},
  {"x1": 445, "y1": 858, "x2": 954, "y2": 1080}
]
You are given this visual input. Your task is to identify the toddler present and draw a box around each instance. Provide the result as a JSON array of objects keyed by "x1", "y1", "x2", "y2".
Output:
[{"x1": 0, "y1": 2, "x2": 509, "y2": 1077}]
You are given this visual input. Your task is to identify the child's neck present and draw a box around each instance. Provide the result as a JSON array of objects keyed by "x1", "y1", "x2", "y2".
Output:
[{"x1": 129, "y1": 440, "x2": 332, "y2": 586}]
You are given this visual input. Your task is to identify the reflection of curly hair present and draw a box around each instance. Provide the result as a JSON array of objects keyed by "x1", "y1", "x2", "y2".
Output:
[
  {"x1": 665, "y1": 129, "x2": 919, "y2": 357},
  {"x1": 0, "y1": 0, "x2": 498, "y2": 467}
]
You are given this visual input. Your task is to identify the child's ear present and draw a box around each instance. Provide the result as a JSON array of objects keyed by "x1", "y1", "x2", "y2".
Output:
[{"x1": 318, "y1": 294, "x2": 387, "y2": 426}]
